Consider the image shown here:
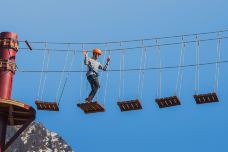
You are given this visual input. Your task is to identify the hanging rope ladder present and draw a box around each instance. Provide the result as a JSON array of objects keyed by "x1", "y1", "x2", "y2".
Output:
[
  {"x1": 117, "y1": 41, "x2": 143, "y2": 112},
  {"x1": 155, "y1": 38, "x2": 183, "y2": 108},
  {"x1": 35, "y1": 43, "x2": 75, "y2": 111},
  {"x1": 193, "y1": 34, "x2": 220, "y2": 104},
  {"x1": 103, "y1": 49, "x2": 111, "y2": 108},
  {"x1": 35, "y1": 42, "x2": 59, "y2": 111}
]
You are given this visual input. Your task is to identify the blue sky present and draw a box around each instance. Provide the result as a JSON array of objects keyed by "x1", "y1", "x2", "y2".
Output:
[{"x1": 1, "y1": 0, "x2": 228, "y2": 151}]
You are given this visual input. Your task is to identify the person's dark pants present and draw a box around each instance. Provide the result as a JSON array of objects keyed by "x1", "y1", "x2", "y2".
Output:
[{"x1": 87, "y1": 74, "x2": 100, "y2": 100}]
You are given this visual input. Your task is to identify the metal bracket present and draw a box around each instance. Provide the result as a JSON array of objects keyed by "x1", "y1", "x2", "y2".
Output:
[
  {"x1": 0, "y1": 38, "x2": 18, "y2": 51},
  {"x1": 0, "y1": 60, "x2": 16, "y2": 73}
]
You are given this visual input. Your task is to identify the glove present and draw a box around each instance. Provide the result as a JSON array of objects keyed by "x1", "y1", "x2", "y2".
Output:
[
  {"x1": 107, "y1": 56, "x2": 111, "y2": 63},
  {"x1": 82, "y1": 50, "x2": 88, "y2": 56}
]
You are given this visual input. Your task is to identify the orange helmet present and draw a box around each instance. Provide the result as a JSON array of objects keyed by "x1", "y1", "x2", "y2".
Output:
[{"x1": 93, "y1": 48, "x2": 102, "y2": 55}]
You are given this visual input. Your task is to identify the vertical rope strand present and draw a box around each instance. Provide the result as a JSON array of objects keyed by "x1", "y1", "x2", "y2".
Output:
[
  {"x1": 103, "y1": 48, "x2": 111, "y2": 106},
  {"x1": 214, "y1": 33, "x2": 221, "y2": 93},
  {"x1": 137, "y1": 40, "x2": 144, "y2": 99},
  {"x1": 197, "y1": 36, "x2": 200, "y2": 94},
  {"x1": 96, "y1": 44, "x2": 107, "y2": 101},
  {"x1": 122, "y1": 43, "x2": 125, "y2": 100},
  {"x1": 37, "y1": 43, "x2": 47, "y2": 100},
  {"x1": 216, "y1": 40, "x2": 221, "y2": 93},
  {"x1": 194, "y1": 36, "x2": 197, "y2": 94},
  {"x1": 40, "y1": 49, "x2": 51, "y2": 101},
  {"x1": 55, "y1": 43, "x2": 70, "y2": 101},
  {"x1": 175, "y1": 36, "x2": 185, "y2": 95},
  {"x1": 178, "y1": 38, "x2": 186, "y2": 97},
  {"x1": 194, "y1": 35, "x2": 200, "y2": 94},
  {"x1": 140, "y1": 47, "x2": 147, "y2": 99},
  {"x1": 156, "y1": 39, "x2": 162, "y2": 98},
  {"x1": 216, "y1": 36, "x2": 221, "y2": 93},
  {"x1": 79, "y1": 44, "x2": 84, "y2": 102},
  {"x1": 58, "y1": 50, "x2": 76, "y2": 105},
  {"x1": 118, "y1": 41, "x2": 123, "y2": 101}
]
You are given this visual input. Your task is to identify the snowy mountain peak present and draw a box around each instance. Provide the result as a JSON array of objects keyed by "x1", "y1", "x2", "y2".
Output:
[{"x1": 5, "y1": 122, "x2": 73, "y2": 152}]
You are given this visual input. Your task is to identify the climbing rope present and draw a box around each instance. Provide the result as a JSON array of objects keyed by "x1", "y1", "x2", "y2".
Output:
[
  {"x1": 96, "y1": 43, "x2": 107, "y2": 101},
  {"x1": 156, "y1": 39, "x2": 162, "y2": 98},
  {"x1": 194, "y1": 35, "x2": 200, "y2": 94},
  {"x1": 58, "y1": 50, "x2": 76, "y2": 105},
  {"x1": 175, "y1": 36, "x2": 186, "y2": 97},
  {"x1": 178, "y1": 38, "x2": 186, "y2": 97},
  {"x1": 40, "y1": 42, "x2": 51, "y2": 101},
  {"x1": 79, "y1": 44, "x2": 85, "y2": 102},
  {"x1": 137, "y1": 40, "x2": 147, "y2": 99},
  {"x1": 122, "y1": 43, "x2": 126, "y2": 100},
  {"x1": 55, "y1": 43, "x2": 70, "y2": 102},
  {"x1": 118, "y1": 41, "x2": 125, "y2": 101},
  {"x1": 37, "y1": 43, "x2": 47, "y2": 100},
  {"x1": 137, "y1": 40, "x2": 145, "y2": 99},
  {"x1": 140, "y1": 46, "x2": 148, "y2": 99},
  {"x1": 214, "y1": 33, "x2": 221, "y2": 93},
  {"x1": 103, "y1": 45, "x2": 111, "y2": 106}
]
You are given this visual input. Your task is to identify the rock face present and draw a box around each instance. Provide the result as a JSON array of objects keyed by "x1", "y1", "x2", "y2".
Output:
[{"x1": 5, "y1": 122, "x2": 73, "y2": 152}]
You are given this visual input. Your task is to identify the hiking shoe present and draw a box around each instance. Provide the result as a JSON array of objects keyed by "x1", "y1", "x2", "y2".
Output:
[{"x1": 84, "y1": 97, "x2": 92, "y2": 103}]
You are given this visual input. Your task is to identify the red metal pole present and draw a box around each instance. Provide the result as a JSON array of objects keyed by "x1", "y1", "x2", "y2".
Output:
[
  {"x1": 0, "y1": 32, "x2": 18, "y2": 151},
  {"x1": 0, "y1": 32, "x2": 18, "y2": 98}
]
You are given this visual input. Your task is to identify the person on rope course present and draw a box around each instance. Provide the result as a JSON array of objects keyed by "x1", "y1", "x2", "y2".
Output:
[{"x1": 83, "y1": 48, "x2": 111, "y2": 103}]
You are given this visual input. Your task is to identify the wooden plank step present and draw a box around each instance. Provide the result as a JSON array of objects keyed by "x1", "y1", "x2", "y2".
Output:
[
  {"x1": 77, "y1": 101, "x2": 105, "y2": 114},
  {"x1": 194, "y1": 92, "x2": 219, "y2": 104},
  {"x1": 35, "y1": 100, "x2": 59, "y2": 111},
  {"x1": 117, "y1": 99, "x2": 142, "y2": 112},
  {"x1": 155, "y1": 96, "x2": 181, "y2": 108}
]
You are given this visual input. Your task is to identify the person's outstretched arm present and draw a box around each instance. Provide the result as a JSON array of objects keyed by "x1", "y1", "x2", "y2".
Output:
[
  {"x1": 99, "y1": 56, "x2": 110, "y2": 71},
  {"x1": 83, "y1": 50, "x2": 89, "y2": 65}
]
